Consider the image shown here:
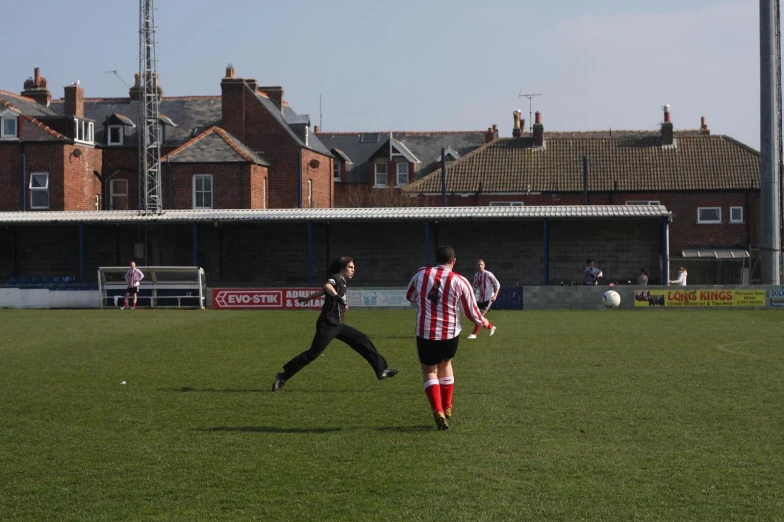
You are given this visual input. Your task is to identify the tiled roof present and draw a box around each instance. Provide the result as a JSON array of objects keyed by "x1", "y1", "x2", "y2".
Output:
[
  {"x1": 404, "y1": 132, "x2": 760, "y2": 193},
  {"x1": 0, "y1": 97, "x2": 67, "y2": 142},
  {"x1": 253, "y1": 93, "x2": 332, "y2": 157},
  {"x1": 316, "y1": 131, "x2": 488, "y2": 183},
  {"x1": 50, "y1": 97, "x2": 222, "y2": 147},
  {"x1": 47, "y1": 92, "x2": 331, "y2": 156},
  {"x1": 161, "y1": 126, "x2": 268, "y2": 165},
  {"x1": 0, "y1": 90, "x2": 58, "y2": 117},
  {"x1": 0, "y1": 205, "x2": 670, "y2": 225}
]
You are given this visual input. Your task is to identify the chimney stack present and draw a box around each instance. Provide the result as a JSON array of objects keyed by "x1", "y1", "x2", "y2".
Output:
[
  {"x1": 661, "y1": 104, "x2": 674, "y2": 146},
  {"x1": 700, "y1": 116, "x2": 710, "y2": 135},
  {"x1": 314, "y1": 125, "x2": 321, "y2": 133},
  {"x1": 220, "y1": 65, "x2": 253, "y2": 141},
  {"x1": 259, "y1": 86, "x2": 284, "y2": 111},
  {"x1": 532, "y1": 111, "x2": 544, "y2": 147},
  {"x1": 21, "y1": 67, "x2": 52, "y2": 106},
  {"x1": 64, "y1": 82, "x2": 84, "y2": 118},
  {"x1": 485, "y1": 124, "x2": 498, "y2": 143},
  {"x1": 129, "y1": 73, "x2": 141, "y2": 100},
  {"x1": 512, "y1": 110, "x2": 522, "y2": 138},
  {"x1": 129, "y1": 73, "x2": 163, "y2": 100}
]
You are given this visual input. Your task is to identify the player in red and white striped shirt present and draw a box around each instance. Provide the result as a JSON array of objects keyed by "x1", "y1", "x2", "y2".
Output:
[
  {"x1": 406, "y1": 245, "x2": 495, "y2": 430},
  {"x1": 121, "y1": 261, "x2": 144, "y2": 310},
  {"x1": 468, "y1": 258, "x2": 501, "y2": 338}
]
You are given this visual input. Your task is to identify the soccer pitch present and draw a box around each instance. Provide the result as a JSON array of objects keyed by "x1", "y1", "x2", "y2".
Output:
[{"x1": 1, "y1": 309, "x2": 782, "y2": 522}]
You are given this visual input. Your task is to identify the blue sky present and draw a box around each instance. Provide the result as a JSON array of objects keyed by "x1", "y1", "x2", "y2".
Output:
[{"x1": 3, "y1": 0, "x2": 764, "y2": 146}]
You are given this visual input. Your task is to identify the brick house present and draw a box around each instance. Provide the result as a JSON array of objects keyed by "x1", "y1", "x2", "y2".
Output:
[
  {"x1": 316, "y1": 127, "x2": 496, "y2": 207},
  {"x1": 1, "y1": 71, "x2": 102, "y2": 212},
  {"x1": 404, "y1": 109, "x2": 761, "y2": 284},
  {"x1": 0, "y1": 66, "x2": 332, "y2": 212}
]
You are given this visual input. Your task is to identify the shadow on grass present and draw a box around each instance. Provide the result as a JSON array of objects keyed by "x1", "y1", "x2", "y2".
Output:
[
  {"x1": 199, "y1": 426, "x2": 343, "y2": 434},
  {"x1": 164, "y1": 387, "x2": 403, "y2": 394},
  {"x1": 199, "y1": 425, "x2": 434, "y2": 433},
  {"x1": 164, "y1": 387, "x2": 266, "y2": 393}
]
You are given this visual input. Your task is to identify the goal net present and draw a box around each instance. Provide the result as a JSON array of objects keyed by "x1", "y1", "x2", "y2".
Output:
[{"x1": 98, "y1": 266, "x2": 206, "y2": 309}]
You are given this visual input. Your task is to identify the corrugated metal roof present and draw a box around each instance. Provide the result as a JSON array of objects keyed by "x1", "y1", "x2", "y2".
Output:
[
  {"x1": 681, "y1": 249, "x2": 749, "y2": 259},
  {"x1": 0, "y1": 205, "x2": 670, "y2": 224}
]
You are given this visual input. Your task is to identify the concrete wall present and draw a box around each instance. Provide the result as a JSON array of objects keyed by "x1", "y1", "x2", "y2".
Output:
[{"x1": 0, "y1": 289, "x2": 100, "y2": 309}]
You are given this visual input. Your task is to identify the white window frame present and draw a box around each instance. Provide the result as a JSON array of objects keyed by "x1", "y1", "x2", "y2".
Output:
[
  {"x1": 333, "y1": 161, "x2": 341, "y2": 182},
  {"x1": 625, "y1": 200, "x2": 660, "y2": 206},
  {"x1": 374, "y1": 162, "x2": 387, "y2": 187},
  {"x1": 697, "y1": 207, "x2": 722, "y2": 224},
  {"x1": 730, "y1": 206, "x2": 744, "y2": 223},
  {"x1": 108, "y1": 125, "x2": 123, "y2": 146},
  {"x1": 110, "y1": 179, "x2": 128, "y2": 210},
  {"x1": 489, "y1": 201, "x2": 524, "y2": 207},
  {"x1": 29, "y1": 172, "x2": 49, "y2": 210},
  {"x1": 396, "y1": 163, "x2": 409, "y2": 187},
  {"x1": 1, "y1": 114, "x2": 18, "y2": 140},
  {"x1": 73, "y1": 119, "x2": 95, "y2": 145},
  {"x1": 307, "y1": 179, "x2": 313, "y2": 208},
  {"x1": 192, "y1": 174, "x2": 213, "y2": 209}
]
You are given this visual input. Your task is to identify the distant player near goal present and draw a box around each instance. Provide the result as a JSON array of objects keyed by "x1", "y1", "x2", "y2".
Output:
[
  {"x1": 468, "y1": 258, "x2": 500, "y2": 339},
  {"x1": 121, "y1": 261, "x2": 144, "y2": 310},
  {"x1": 406, "y1": 245, "x2": 494, "y2": 430}
]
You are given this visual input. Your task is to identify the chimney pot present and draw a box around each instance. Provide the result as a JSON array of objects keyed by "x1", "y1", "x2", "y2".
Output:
[
  {"x1": 512, "y1": 110, "x2": 522, "y2": 137},
  {"x1": 700, "y1": 116, "x2": 710, "y2": 135},
  {"x1": 660, "y1": 105, "x2": 674, "y2": 145},
  {"x1": 314, "y1": 125, "x2": 320, "y2": 133},
  {"x1": 532, "y1": 112, "x2": 544, "y2": 147},
  {"x1": 225, "y1": 64, "x2": 235, "y2": 78},
  {"x1": 21, "y1": 66, "x2": 51, "y2": 106}
]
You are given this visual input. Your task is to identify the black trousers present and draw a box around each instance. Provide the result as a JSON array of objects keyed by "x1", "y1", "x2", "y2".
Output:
[{"x1": 282, "y1": 319, "x2": 388, "y2": 379}]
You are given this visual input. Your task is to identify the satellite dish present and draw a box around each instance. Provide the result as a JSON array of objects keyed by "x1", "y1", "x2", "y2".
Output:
[
  {"x1": 309, "y1": 159, "x2": 320, "y2": 169},
  {"x1": 72, "y1": 149, "x2": 82, "y2": 158}
]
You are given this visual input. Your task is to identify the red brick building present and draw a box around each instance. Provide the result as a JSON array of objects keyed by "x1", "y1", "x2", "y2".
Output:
[
  {"x1": 404, "y1": 109, "x2": 761, "y2": 284},
  {"x1": 0, "y1": 66, "x2": 333, "y2": 212}
]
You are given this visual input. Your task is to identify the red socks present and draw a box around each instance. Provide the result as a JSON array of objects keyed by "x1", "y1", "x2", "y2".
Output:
[
  {"x1": 423, "y1": 379, "x2": 442, "y2": 413},
  {"x1": 472, "y1": 324, "x2": 481, "y2": 335},
  {"x1": 439, "y1": 376, "x2": 454, "y2": 409}
]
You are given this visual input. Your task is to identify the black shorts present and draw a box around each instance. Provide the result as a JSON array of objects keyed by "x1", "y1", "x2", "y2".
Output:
[
  {"x1": 126, "y1": 286, "x2": 138, "y2": 295},
  {"x1": 478, "y1": 300, "x2": 490, "y2": 311},
  {"x1": 416, "y1": 336, "x2": 459, "y2": 366}
]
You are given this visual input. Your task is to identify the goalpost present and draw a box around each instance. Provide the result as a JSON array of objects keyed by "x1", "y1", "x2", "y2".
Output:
[{"x1": 98, "y1": 266, "x2": 206, "y2": 309}]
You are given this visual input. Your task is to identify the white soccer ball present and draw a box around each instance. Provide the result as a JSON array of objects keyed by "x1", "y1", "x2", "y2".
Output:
[{"x1": 602, "y1": 290, "x2": 621, "y2": 308}]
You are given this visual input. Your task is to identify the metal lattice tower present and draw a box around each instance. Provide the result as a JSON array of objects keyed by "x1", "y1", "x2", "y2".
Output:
[
  {"x1": 776, "y1": 0, "x2": 784, "y2": 279},
  {"x1": 138, "y1": 0, "x2": 162, "y2": 214}
]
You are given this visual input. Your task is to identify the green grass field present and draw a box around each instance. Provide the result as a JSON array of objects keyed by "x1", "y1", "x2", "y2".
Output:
[{"x1": 1, "y1": 309, "x2": 782, "y2": 521}]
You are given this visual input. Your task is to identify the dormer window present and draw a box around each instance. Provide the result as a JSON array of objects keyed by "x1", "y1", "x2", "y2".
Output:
[
  {"x1": 1, "y1": 111, "x2": 18, "y2": 140},
  {"x1": 73, "y1": 118, "x2": 94, "y2": 144},
  {"x1": 108, "y1": 125, "x2": 123, "y2": 146}
]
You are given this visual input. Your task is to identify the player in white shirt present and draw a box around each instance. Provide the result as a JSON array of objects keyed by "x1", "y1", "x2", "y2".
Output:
[
  {"x1": 406, "y1": 245, "x2": 494, "y2": 430},
  {"x1": 669, "y1": 266, "x2": 688, "y2": 286},
  {"x1": 468, "y1": 258, "x2": 501, "y2": 339},
  {"x1": 121, "y1": 261, "x2": 144, "y2": 310}
]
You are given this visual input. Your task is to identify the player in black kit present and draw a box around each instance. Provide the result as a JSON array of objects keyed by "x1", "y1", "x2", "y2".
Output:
[{"x1": 271, "y1": 256, "x2": 399, "y2": 391}]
